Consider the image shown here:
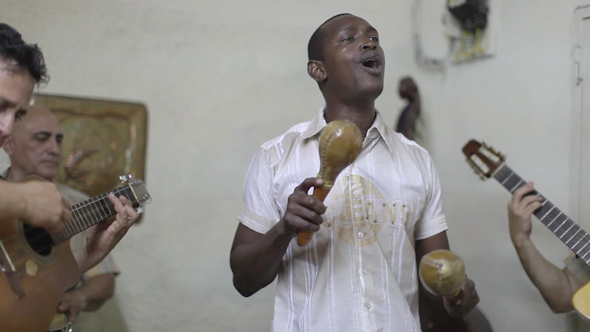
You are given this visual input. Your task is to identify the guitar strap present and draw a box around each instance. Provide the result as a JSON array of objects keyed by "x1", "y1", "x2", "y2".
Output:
[{"x1": 0, "y1": 175, "x2": 26, "y2": 298}]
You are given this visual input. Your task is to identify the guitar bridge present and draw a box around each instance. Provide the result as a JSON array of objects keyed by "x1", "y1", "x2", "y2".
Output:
[{"x1": 0, "y1": 240, "x2": 25, "y2": 299}]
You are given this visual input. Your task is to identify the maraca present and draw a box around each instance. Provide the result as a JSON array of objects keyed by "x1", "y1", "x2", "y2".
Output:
[
  {"x1": 419, "y1": 249, "x2": 466, "y2": 299},
  {"x1": 296, "y1": 119, "x2": 363, "y2": 246}
]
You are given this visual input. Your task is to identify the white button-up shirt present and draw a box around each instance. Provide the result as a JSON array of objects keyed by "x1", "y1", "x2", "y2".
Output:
[{"x1": 238, "y1": 108, "x2": 448, "y2": 332}]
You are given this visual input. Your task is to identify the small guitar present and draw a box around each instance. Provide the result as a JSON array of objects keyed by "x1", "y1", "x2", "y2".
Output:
[
  {"x1": 0, "y1": 174, "x2": 150, "y2": 332},
  {"x1": 462, "y1": 139, "x2": 590, "y2": 319}
]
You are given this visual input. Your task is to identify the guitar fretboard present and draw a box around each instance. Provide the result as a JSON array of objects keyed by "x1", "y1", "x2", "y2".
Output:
[
  {"x1": 49, "y1": 185, "x2": 136, "y2": 244},
  {"x1": 493, "y1": 164, "x2": 590, "y2": 266}
]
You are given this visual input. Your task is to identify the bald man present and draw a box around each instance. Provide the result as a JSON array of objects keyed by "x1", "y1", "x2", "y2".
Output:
[{"x1": 3, "y1": 105, "x2": 120, "y2": 324}]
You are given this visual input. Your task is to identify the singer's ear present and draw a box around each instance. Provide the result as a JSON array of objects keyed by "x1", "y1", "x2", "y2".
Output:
[{"x1": 308, "y1": 60, "x2": 327, "y2": 83}]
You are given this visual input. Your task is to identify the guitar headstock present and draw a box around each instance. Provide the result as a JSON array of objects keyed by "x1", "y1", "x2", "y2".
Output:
[
  {"x1": 462, "y1": 140, "x2": 506, "y2": 180},
  {"x1": 119, "y1": 174, "x2": 151, "y2": 212}
]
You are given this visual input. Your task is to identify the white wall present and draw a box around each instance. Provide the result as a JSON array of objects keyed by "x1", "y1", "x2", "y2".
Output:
[{"x1": 0, "y1": 0, "x2": 585, "y2": 331}]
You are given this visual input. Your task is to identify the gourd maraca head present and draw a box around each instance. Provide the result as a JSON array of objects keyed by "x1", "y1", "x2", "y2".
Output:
[
  {"x1": 419, "y1": 249, "x2": 466, "y2": 298},
  {"x1": 318, "y1": 119, "x2": 363, "y2": 189}
]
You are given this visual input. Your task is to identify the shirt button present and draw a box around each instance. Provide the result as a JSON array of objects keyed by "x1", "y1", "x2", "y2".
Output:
[
  {"x1": 357, "y1": 232, "x2": 364, "y2": 238},
  {"x1": 365, "y1": 302, "x2": 371, "y2": 310}
]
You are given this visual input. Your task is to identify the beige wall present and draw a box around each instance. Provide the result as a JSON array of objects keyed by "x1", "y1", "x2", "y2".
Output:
[{"x1": 0, "y1": 0, "x2": 585, "y2": 331}]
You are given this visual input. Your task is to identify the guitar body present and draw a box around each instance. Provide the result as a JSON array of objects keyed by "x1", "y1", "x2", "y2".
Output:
[
  {"x1": 0, "y1": 174, "x2": 150, "y2": 331},
  {"x1": 573, "y1": 281, "x2": 590, "y2": 320},
  {"x1": 0, "y1": 216, "x2": 79, "y2": 332}
]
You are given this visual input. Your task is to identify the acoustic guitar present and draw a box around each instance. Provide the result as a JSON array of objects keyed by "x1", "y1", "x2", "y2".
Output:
[
  {"x1": 462, "y1": 139, "x2": 590, "y2": 320},
  {"x1": 0, "y1": 174, "x2": 150, "y2": 332}
]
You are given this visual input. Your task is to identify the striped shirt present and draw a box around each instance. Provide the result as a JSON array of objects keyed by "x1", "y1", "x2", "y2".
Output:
[{"x1": 238, "y1": 108, "x2": 448, "y2": 332}]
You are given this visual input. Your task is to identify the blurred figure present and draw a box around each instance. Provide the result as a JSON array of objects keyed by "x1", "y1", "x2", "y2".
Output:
[
  {"x1": 395, "y1": 76, "x2": 420, "y2": 141},
  {"x1": 3, "y1": 105, "x2": 120, "y2": 325}
]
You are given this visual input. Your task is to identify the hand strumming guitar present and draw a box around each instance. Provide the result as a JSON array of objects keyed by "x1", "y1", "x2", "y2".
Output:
[{"x1": 2, "y1": 180, "x2": 71, "y2": 233}]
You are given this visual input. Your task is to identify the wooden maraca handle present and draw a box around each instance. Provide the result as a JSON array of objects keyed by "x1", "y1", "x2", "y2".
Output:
[{"x1": 296, "y1": 187, "x2": 330, "y2": 246}]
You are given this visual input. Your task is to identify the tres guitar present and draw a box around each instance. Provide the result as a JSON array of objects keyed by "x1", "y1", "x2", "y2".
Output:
[
  {"x1": 462, "y1": 139, "x2": 590, "y2": 320},
  {"x1": 0, "y1": 175, "x2": 150, "y2": 332}
]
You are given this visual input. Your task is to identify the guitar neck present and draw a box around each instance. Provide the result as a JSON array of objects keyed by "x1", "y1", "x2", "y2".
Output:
[
  {"x1": 49, "y1": 184, "x2": 137, "y2": 245},
  {"x1": 493, "y1": 164, "x2": 590, "y2": 266}
]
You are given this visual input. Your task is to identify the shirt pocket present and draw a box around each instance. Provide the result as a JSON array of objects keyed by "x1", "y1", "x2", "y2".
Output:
[{"x1": 375, "y1": 200, "x2": 414, "y2": 277}]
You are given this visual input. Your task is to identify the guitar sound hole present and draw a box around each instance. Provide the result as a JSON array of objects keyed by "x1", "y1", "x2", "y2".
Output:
[{"x1": 22, "y1": 224, "x2": 54, "y2": 256}]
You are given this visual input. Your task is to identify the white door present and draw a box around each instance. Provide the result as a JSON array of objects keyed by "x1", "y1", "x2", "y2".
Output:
[{"x1": 572, "y1": 6, "x2": 590, "y2": 232}]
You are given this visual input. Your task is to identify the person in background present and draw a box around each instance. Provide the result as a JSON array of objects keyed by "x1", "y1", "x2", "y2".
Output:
[
  {"x1": 3, "y1": 105, "x2": 120, "y2": 324},
  {"x1": 395, "y1": 76, "x2": 420, "y2": 141}
]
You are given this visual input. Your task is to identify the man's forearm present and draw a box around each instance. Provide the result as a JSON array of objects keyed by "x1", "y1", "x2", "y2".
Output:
[
  {"x1": 230, "y1": 221, "x2": 295, "y2": 297},
  {"x1": 513, "y1": 238, "x2": 577, "y2": 312},
  {"x1": 72, "y1": 274, "x2": 115, "y2": 312},
  {"x1": 0, "y1": 182, "x2": 26, "y2": 219}
]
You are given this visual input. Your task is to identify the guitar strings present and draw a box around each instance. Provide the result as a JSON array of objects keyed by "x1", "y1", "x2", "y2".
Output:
[
  {"x1": 0, "y1": 186, "x2": 133, "y2": 252},
  {"x1": 495, "y1": 166, "x2": 590, "y2": 264},
  {"x1": 20, "y1": 186, "x2": 132, "y2": 252},
  {"x1": 12, "y1": 187, "x2": 133, "y2": 256},
  {"x1": 2, "y1": 186, "x2": 129, "y2": 249}
]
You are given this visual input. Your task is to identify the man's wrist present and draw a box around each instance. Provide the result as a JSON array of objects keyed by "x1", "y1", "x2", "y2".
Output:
[
  {"x1": 511, "y1": 236, "x2": 533, "y2": 251},
  {"x1": 70, "y1": 288, "x2": 89, "y2": 311},
  {"x1": 73, "y1": 249, "x2": 91, "y2": 276},
  {"x1": 275, "y1": 219, "x2": 297, "y2": 239},
  {"x1": 9, "y1": 183, "x2": 27, "y2": 219}
]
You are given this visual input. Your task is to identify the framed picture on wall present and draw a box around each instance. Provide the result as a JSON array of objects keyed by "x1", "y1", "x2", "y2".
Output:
[{"x1": 32, "y1": 93, "x2": 148, "y2": 201}]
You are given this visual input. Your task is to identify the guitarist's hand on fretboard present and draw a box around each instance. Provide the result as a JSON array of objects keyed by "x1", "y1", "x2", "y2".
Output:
[
  {"x1": 74, "y1": 193, "x2": 139, "y2": 275},
  {"x1": 463, "y1": 139, "x2": 590, "y2": 319},
  {"x1": 507, "y1": 182, "x2": 543, "y2": 247}
]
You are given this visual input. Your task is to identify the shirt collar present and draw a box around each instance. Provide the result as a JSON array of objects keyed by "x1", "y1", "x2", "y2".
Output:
[
  {"x1": 0, "y1": 167, "x2": 9, "y2": 179},
  {"x1": 302, "y1": 107, "x2": 395, "y2": 152},
  {"x1": 301, "y1": 107, "x2": 328, "y2": 139}
]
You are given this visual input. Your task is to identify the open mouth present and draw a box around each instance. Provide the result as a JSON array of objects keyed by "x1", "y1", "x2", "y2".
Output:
[
  {"x1": 362, "y1": 58, "x2": 381, "y2": 68},
  {"x1": 360, "y1": 52, "x2": 383, "y2": 74}
]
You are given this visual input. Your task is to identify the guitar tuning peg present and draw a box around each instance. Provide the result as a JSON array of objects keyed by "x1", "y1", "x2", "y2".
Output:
[{"x1": 119, "y1": 174, "x2": 133, "y2": 184}]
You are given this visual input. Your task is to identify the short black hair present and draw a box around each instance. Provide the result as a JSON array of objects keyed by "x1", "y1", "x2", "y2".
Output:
[
  {"x1": 0, "y1": 23, "x2": 48, "y2": 85},
  {"x1": 307, "y1": 13, "x2": 351, "y2": 61}
]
